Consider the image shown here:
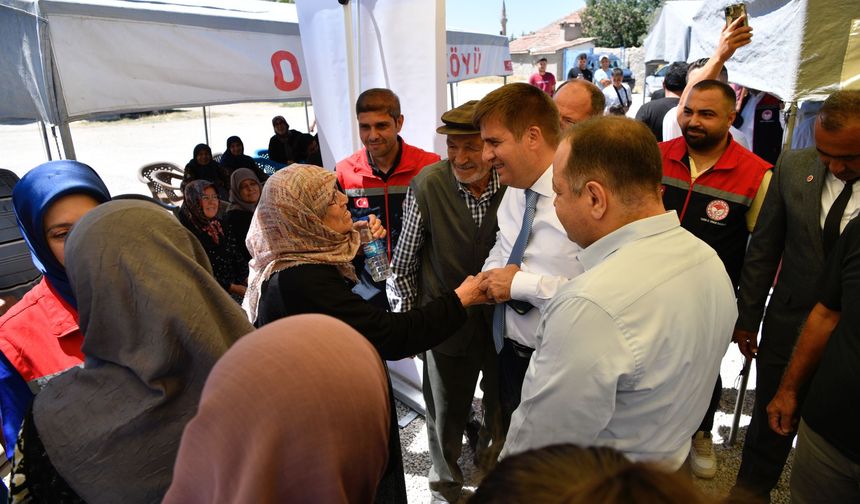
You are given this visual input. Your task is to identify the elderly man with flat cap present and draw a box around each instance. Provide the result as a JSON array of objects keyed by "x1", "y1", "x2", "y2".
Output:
[{"x1": 388, "y1": 100, "x2": 506, "y2": 503}]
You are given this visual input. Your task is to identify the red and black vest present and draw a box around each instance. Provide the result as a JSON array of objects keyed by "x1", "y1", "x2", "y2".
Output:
[
  {"x1": 660, "y1": 136, "x2": 772, "y2": 288},
  {"x1": 336, "y1": 139, "x2": 440, "y2": 259}
]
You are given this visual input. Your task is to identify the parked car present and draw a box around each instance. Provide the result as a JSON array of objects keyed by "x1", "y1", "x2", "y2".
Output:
[
  {"x1": 643, "y1": 64, "x2": 669, "y2": 100},
  {"x1": 586, "y1": 54, "x2": 635, "y2": 90}
]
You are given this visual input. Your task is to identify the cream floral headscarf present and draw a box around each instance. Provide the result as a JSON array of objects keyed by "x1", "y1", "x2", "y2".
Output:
[{"x1": 243, "y1": 164, "x2": 360, "y2": 323}]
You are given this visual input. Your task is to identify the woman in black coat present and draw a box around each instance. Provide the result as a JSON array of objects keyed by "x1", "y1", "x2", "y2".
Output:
[
  {"x1": 242, "y1": 164, "x2": 485, "y2": 504},
  {"x1": 181, "y1": 143, "x2": 230, "y2": 198},
  {"x1": 219, "y1": 136, "x2": 268, "y2": 183}
]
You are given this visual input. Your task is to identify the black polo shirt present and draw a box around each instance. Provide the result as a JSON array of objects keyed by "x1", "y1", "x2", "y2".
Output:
[{"x1": 802, "y1": 217, "x2": 860, "y2": 463}]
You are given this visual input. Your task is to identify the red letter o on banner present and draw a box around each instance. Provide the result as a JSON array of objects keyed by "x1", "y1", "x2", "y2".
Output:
[{"x1": 271, "y1": 51, "x2": 302, "y2": 91}]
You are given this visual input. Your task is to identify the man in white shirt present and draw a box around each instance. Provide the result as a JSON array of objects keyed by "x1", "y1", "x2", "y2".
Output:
[
  {"x1": 602, "y1": 68, "x2": 632, "y2": 115},
  {"x1": 593, "y1": 54, "x2": 612, "y2": 90},
  {"x1": 662, "y1": 59, "x2": 750, "y2": 150},
  {"x1": 502, "y1": 116, "x2": 737, "y2": 470},
  {"x1": 473, "y1": 83, "x2": 584, "y2": 439}
]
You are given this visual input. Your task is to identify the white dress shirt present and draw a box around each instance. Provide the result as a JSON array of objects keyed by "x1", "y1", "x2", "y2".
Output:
[
  {"x1": 820, "y1": 170, "x2": 860, "y2": 232},
  {"x1": 502, "y1": 212, "x2": 737, "y2": 470},
  {"x1": 482, "y1": 166, "x2": 583, "y2": 348}
]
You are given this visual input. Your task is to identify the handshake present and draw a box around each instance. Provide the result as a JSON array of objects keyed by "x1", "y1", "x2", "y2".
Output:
[{"x1": 454, "y1": 264, "x2": 520, "y2": 308}]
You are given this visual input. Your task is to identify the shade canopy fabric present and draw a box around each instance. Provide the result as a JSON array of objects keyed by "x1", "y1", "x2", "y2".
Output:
[
  {"x1": 0, "y1": 0, "x2": 512, "y2": 131},
  {"x1": 688, "y1": 0, "x2": 859, "y2": 102},
  {"x1": 644, "y1": 0, "x2": 860, "y2": 102},
  {"x1": 1, "y1": 0, "x2": 307, "y2": 124},
  {"x1": 643, "y1": 1, "x2": 703, "y2": 65}
]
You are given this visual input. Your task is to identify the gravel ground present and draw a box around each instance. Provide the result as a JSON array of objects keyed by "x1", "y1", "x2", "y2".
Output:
[{"x1": 396, "y1": 384, "x2": 794, "y2": 504}]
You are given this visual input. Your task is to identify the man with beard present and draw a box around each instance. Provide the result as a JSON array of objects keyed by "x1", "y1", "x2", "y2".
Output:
[
  {"x1": 660, "y1": 79, "x2": 772, "y2": 479},
  {"x1": 387, "y1": 101, "x2": 506, "y2": 503}
]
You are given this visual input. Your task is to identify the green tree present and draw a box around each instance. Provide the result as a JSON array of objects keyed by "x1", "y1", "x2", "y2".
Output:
[{"x1": 581, "y1": 0, "x2": 662, "y2": 47}]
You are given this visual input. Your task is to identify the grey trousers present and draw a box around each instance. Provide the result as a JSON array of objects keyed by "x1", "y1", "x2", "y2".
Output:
[
  {"x1": 791, "y1": 420, "x2": 860, "y2": 504},
  {"x1": 423, "y1": 340, "x2": 502, "y2": 503}
]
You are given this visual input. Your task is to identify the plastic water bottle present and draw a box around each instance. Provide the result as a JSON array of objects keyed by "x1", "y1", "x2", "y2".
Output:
[{"x1": 360, "y1": 226, "x2": 391, "y2": 282}]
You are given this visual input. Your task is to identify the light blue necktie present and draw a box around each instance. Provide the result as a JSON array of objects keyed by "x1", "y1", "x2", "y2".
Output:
[{"x1": 492, "y1": 189, "x2": 539, "y2": 353}]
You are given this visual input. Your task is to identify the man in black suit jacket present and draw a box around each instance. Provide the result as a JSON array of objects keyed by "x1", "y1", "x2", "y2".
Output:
[{"x1": 731, "y1": 90, "x2": 860, "y2": 500}]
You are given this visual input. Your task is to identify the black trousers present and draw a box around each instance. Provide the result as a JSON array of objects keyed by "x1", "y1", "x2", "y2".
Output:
[
  {"x1": 733, "y1": 297, "x2": 810, "y2": 500},
  {"x1": 698, "y1": 375, "x2": 722, "y2": 432},
  {"x1": 498, "y1": 338, "x2": 533, "y2": 434}
]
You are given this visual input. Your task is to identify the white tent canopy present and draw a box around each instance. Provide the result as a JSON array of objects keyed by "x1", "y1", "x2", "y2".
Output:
[
  {"x1": 1, "y1": 0, "x2": 59, "y2": 124},
  {"x1": 1, "y1": 0, "x2": 512, "y2": 138},
  {"x1": 643, "y1": 0, "x2": 860, "y2": 102},
  {"x1": 1, "y1": 0, "x2": 308, "y2": 126},
  {"x1": 643, "y1": 0, "x2": 703, "y2": 64},
  {"x1": 688, "y1": 0, "x2": 860, "y2": 102}
]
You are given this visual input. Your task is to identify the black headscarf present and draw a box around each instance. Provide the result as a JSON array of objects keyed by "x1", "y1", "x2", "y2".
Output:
[
  {"x1": 183, "y1": 144, "x2": 229, "y2": 196},
  {"x1": 220, "y1": 136, "x2": 269, "y2": 183},
  {"x1": 220, "y1": 136, "x2": 256, "y2": 170}
]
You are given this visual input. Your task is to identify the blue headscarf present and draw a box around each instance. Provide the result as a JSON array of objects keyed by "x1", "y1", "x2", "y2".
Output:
[{"x1": 12, "y1": 160, "x2": 111, "y2": 307}]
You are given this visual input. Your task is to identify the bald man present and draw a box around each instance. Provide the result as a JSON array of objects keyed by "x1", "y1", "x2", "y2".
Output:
[{"x1": 553, "y1": 79, "x2": 604, "y2": 130}]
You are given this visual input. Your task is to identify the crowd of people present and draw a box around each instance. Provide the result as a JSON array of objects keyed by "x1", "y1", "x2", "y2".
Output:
[{"x1": 0, "y1": 12, "x2": 858, "y2": 504}]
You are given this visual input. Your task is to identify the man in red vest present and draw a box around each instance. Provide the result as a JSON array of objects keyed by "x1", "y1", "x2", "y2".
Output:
[{"x1": 336, "y1": 88, "x2": 440, "y2": 308}]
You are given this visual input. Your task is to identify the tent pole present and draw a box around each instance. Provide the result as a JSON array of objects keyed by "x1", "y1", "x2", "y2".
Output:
[
  {"x1": 343, "y1": 1, "x2": 360, "y2": 153},
  {"x1": 727, "y1": 357, "x2": 752, "y2": 446},
  {"x1": 449, "y1": 82, "x2": 455, "y2": 109},
  {"x1": 304, "y1": 100, "x2": 311, "y2": 131},
  {"x1": 783, "y1": 101, "x2": 798, "y2": 150},
  {"x1": 39, "y1": 122, "x2": 53, "y2": 161},
  {"x1": 203, "y1": 106, "x2": 210, "y2": 145},
  {"x1": 50, "y1": 126, "x2": 63, "y2": 160},
  {"x1": 57, "y1": 121, "x2": 76, "y2": 160}
]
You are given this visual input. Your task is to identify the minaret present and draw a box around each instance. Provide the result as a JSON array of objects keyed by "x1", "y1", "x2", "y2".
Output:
[{"x1": 500, "y1": 0, "x2": 507, "y2": 36}]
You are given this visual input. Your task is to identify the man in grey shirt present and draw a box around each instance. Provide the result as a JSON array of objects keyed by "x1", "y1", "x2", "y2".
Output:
[{"x1": 502, "y1": 117, "x2": 737, "y2": 469}]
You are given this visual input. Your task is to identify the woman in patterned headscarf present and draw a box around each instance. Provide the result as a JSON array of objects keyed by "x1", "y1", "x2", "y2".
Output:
[
  {"x1": 180, "y1": 180, "x2": 248, "y2": 301},
  {"x1": 244, "y1": 164, "x2": 485, "y2": 503}
]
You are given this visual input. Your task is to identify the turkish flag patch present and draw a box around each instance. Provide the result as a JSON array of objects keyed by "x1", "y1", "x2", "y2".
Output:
[{"x1": 355, "y1": 197, "x2": 369, "y2": 208}]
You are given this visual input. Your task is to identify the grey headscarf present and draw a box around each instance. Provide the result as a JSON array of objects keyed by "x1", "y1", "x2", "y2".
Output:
[
  {"x1": 227, "y1": 168, "x2": 260, "y2": 214},
  {"x1": 32, "y1": 200, "x2": 254, "y2": 504}
]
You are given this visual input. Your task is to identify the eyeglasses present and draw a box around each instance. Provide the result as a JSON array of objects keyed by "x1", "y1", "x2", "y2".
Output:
[{"x1": 200, "y1": 195, "x2": 219, "y2": 201}]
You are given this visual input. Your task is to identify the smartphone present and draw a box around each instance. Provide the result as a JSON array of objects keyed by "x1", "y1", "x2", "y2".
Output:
[{"x1": 725, "y1": 3, "x2": 749, "y2": 27}]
